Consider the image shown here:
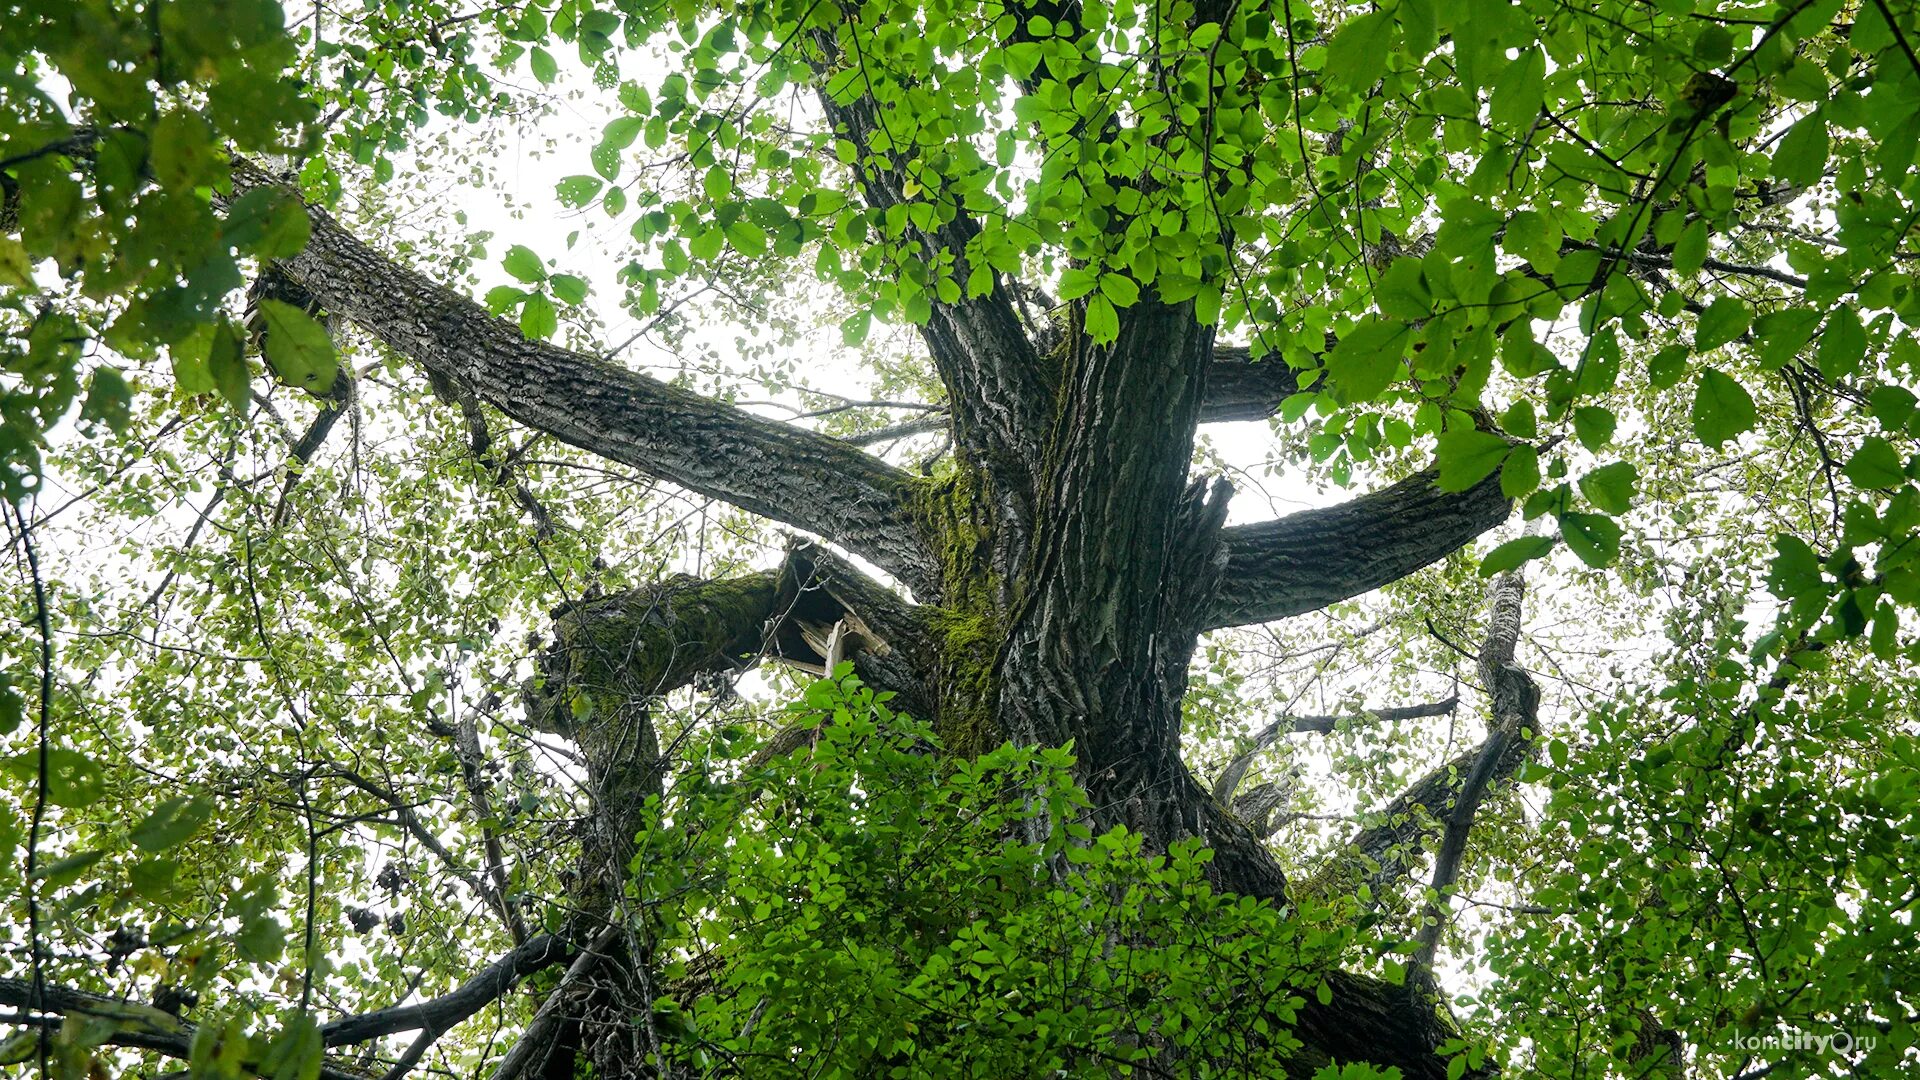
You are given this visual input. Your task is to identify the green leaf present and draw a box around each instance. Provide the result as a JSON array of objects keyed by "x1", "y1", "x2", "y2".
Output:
[
  {"x1": 1500, "y1": 445, "x2": 1540, "y2": 499},
  {"x1": 549, "y1": 274, "x2": 589, "y2": 305},
  {"x1": 1324, "y1": 12, "x2": 1395, "y2": 91},
  {"x1": 1097, "y1": 274, "x2": 1140, "y2": 308},
  {"x1": 0, "y1": 236, "x2": 33, "y2": 288},
  {"x1": 1559, "y1": 512, "x2": 1621, "y2": 568},
  {"x1": 590, "y1": 140, "x2": 622, "y2": 181},
  {"x1": 1868, "y1": 386, "x2": 1917, "y2": 431},
  {"x1": 1327, "y1": 316, "x2": 1410, "y2": 401},
  {"x1": 840, "y1": 310, "x2": 872, "y2": 347},
  {"x1": 261, "y1": 1014, "x2": 323, "y2": 1080},
  {"x1": 1693, "y1": 24, "x2": 1733, "y2": 64},
  {"x1": 1085, "y1": 295, "x2": 1120, "y2": 343},
  {"x1": 1579, "y1": 461, "x2": 1638, "y2": 514},
  {"x1": 1573, "y1": 406, "x2": 1616, "y2": 450},
  {"x1": 1768, "y1": 534, "x2": 1824, "y2": 600},
  {"x1": 131, "y1": 796, "x2": 215, "y2": 851},
  {"x1": 1489, "y1": 47, "x2": 1546, "y2": 130},
  {"x1": 503, "y1": 245, "x2": 547, "y2": 283},
  {"x1": 224, "y1": 187, "x2": 311, "y2": 260},
  {"x1": 520, "y1": 293, "x2": 558, "y2": 339},
  {"x1": 689, "y1": 226, "x2": 724, "y2": 261},
  {"x1": 601, "y1": 115, "x2": 643, "y2": 151},
  {"x1": 1501, "y1": 398, "x2": 1538, "y2": 439},
  {"x1": 530, "y1": 46, "x2": 559, "y2": 84},
  {"x1": 80, "y1": 368, "x2": 133, "y2": 433},
  {"x1": 0, "y1": 681, "x2": 20, "y2": 737},
  {"x1": 1374, "y1": 257, "x2": 1432, "y2": 321},
  {"x1": 1815, "y1": 305, "x2": 1866, "y2": 380},
  {"x1": 1776, "y1": 59, "x2": 1828, "y2": 102},
  {"x1": 484, "y1": 285, "x2": 528, "y2": 315},
  {"x1": 150, "y1": 110, "x2": 218, "y2": 191},
  {"x1": 235, "y1": 914, "x2": 286, "y2": 963},
  {"x1": 1844, "y1": 437, "x2": 1906, "y2": 489},
  {"x1": 3, "y1": 748, "x2": 106, "y2": 808},
  {"x1": 1479, "y1": 535, "x2": 1555, "y2": 577},
  {"x1": 1771, "y1": 112, "x2": 1828, "y2": 187},
  {"x1": 1691, "y1": 368, "x2": 1756, "y2": 448},
  {"x1": 1693, "y1": 297, "x2": 1749, "y2": 352},
  {"x1": 1502, "y1": 211, "x2": 1561, "y2": 274},
  {"x1": 209, "y1": 325, "x2": 252, "y2": 412},
  {"x1": 1754, "y1": 308, "x2": 1821, "y2": 371},
  {"x1": 1436, "y1": 428, "x2": 1511, "y2": 492},
  {"x1": 1647, "y1": 344, "x2": 1688, "y2": 390},
  {"x1": 129, "y1": 858, "x2": 181, "y2": 900},
  {"x1": 35, "y1": 849, "x2": 105, "y2": 889},
  {"x1": 258, "y1": 301, "x2": 337, "y2": 395},
  {"x1": 725, "y1": 219, "x2": 768, "y2": 256},
  {"x1": 1671, "y1": 219, "x2": 1707, "y2": 277},
  {"x1": 557, "y1": 175, "x2": 605, "y2": 207}
]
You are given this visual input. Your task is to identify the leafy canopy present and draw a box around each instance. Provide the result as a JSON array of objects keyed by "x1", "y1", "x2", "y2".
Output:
[{"x1": 4, "y1": 0, "x2": 1920, "y2": 1077}]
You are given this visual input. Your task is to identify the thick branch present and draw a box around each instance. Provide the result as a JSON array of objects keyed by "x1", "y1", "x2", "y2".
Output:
[
  {"x1": 227, "y1": 160, "x2": 936, "y2": 594},
  {"x1": 1202, "y1": 347, "x2": 1302, "y2": 422},
  {"x1": 807, "y1": 33, "x2": 1051, "y2": 515},
  {"x1": 525, "y1": 571, "x2": 783, "y2": 735},
  {"x1": 831, "y1": 348, "x2": 1305, "y2": 447},
  {"x1": 526, "y1": 544, "x2": 933, "y2": 734},
  {"x1": 0, "y1": 979, "x2": 367, "y2": 1080},
  {"x1": 321, "y1": 934, "x2": 570, "y2": 1047},
  {"x1": 1204, "y1": 470, "x2": 1510, "y2": 630}
]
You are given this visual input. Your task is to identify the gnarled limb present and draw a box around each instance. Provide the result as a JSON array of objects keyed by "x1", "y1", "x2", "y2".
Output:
[
  {"x1": 226, "y1": 160, "x2": 936, "y2": 594},
  {"x1": 1411, "y1": 573, "x2": 1536, "y2": 973},
  {"x1": 1309, "y1": 574, "x2": 1541, "y2": 911},
  {"x1": 1204, "y1": 470, "x2": 1511, "y2": 631},
  {"x1": 321, "y1": 935, "x2": 570, "y2": 1047}
]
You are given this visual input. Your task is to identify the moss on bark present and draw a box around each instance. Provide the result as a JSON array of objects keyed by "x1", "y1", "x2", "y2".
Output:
[{"x1": 909, "y1": 465, "x2": 1008, "y2": 757}]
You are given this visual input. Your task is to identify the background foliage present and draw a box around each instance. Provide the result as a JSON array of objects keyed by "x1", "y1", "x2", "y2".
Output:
[{"x1": 4, "y1": 0, "x2": 1920, "y2": 1076}]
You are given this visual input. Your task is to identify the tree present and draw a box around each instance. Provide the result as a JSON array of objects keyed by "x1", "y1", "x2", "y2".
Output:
[{"x1": 3, "y1": 0, "x2": 1919, "y2": 1077}]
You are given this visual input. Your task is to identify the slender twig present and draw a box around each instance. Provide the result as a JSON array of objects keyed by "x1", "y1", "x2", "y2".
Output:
[{"x1": 10, "y1": 500, "x2": 55, "y2": 1080}]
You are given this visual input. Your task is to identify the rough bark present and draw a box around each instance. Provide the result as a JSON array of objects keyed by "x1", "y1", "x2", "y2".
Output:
[
  {"x1": 1202, "y1": 346, "x2": 1304, "y2": 422},
  {"x1": 991, "y1": 304, "x2": 1229, "y2": 851}
]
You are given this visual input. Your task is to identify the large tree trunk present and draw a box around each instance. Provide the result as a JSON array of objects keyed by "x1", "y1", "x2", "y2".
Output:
[{"x1": 223, "y1": 158, "x2": 1518, "y2": 1079}]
